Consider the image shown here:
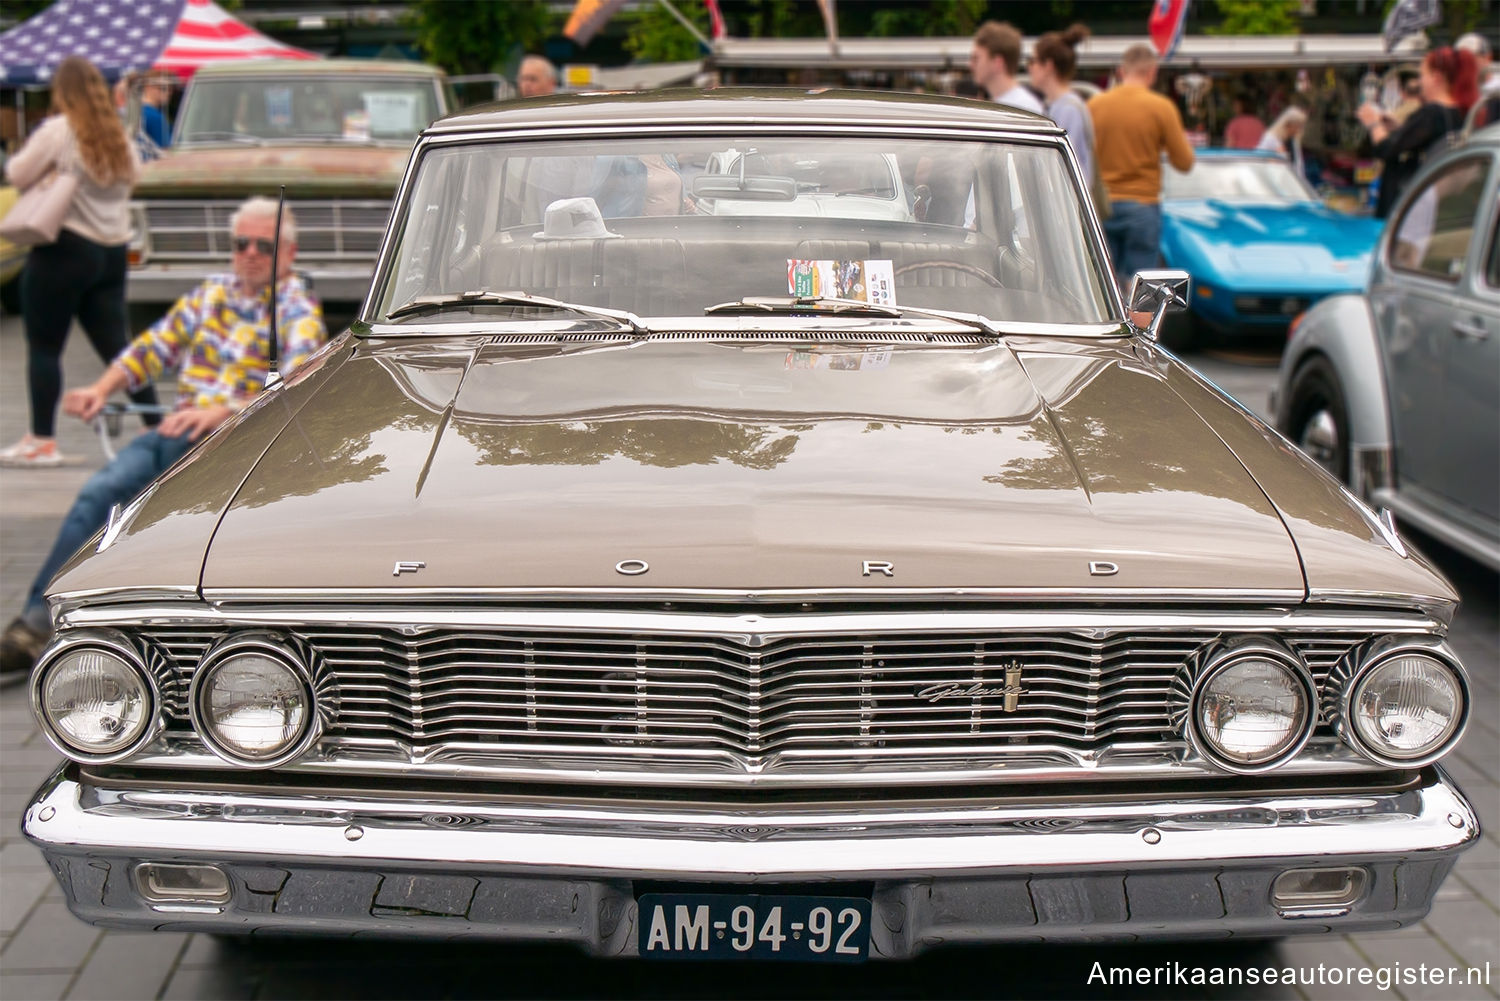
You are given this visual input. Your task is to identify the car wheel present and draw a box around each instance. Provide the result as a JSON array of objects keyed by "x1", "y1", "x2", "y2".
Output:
[{"x1": 1286, "y1": 355, "x2": 1350, "y2": 483}]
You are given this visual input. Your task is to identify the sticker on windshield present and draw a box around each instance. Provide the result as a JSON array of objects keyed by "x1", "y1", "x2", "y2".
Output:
[
  {"x1": 784, "y1": 348, "x2": 892, "y2": 372},
  {"x1": 343, "y1": 109, "x2": 370, "y2": 140},
  {"x1": 364, "y1": 92, "x2": 419, "y2": 135},
  {"x1": 787, "y1": 260, "x2": 896, "y2": 305},
  {"x1": 265, "y1": 87, "x2": 292, "y2": 129}
]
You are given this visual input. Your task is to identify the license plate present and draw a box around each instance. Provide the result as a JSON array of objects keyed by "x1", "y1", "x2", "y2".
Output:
[{"x1": 638, "y1": 893, "x2": 871, "y2": 961}]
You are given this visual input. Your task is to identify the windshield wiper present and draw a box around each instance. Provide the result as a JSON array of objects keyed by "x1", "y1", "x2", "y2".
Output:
[
  {"x1": 387, "y1": 290, "x2": 644, "y2": 332},
  {"x1": 704, "y1": 296, "x2": 1003, "y2": 336}
]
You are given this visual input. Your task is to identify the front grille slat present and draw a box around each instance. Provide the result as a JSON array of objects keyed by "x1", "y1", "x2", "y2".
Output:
[
  {"x1": 144, "y1": 626, "x2": 1369, "y2": 772},
  {"x1": 141, "y1": 199, "x2": 391, "y2": 261}
]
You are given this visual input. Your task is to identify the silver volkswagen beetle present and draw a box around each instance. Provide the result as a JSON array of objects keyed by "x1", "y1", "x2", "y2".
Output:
[
  {"x1": 24, "y1": 91, "x2": 1477, "y2": 959},
  {"x1": 1274, "y1": 125, "x2": 1499, "y2": 571}
]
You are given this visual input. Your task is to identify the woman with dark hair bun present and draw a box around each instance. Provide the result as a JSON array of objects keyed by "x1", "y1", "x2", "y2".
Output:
[
  {"x1": 1030, "y1": 23, "x2": 1108, "y2": 217},
  {"x1": 1030, "y1": 24, "x2": 1094, "y2": 180},
  {"x1": 1357, "y1": 46, "x2": 1479, "y2": 219}
]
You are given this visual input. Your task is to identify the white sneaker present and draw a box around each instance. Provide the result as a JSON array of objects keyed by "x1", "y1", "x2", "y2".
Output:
[{"x1": 0, "y1": 436, "x2": 62, "y2": 467}]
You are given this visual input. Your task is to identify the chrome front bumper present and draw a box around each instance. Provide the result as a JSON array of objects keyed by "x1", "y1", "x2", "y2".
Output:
[{"x1": 23, "y1": 767, "x2": 1478, "y2": 957}]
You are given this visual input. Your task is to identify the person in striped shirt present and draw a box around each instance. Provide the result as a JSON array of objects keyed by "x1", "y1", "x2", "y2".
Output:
[{"x1": 0, "y1": 196, "x2": 326, "y2": 679}]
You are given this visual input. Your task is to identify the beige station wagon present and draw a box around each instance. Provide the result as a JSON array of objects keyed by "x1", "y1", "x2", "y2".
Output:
[
  {"x1": 126, "y1": 58, "x2": 449, "y2": 311},
  {"x1": 24, "y1": 90, "x2": 1478, "y2": 960}
]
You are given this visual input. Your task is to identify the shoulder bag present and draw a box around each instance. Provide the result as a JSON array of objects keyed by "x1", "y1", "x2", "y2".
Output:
[
  {"x1": 0, "y1": 123, "x2": 81, "y2": 247},
  {"x1": 0, "y1": 169, "x2": 79, "y2": 247}
]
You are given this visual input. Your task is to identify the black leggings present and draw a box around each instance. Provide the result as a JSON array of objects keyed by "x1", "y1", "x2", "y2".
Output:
[{"x1": 21, "y1": 229, "x2": 159, "y2": 438}]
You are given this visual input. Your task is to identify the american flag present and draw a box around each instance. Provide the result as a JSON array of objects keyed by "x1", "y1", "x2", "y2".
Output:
[{"x1": 0, "y1": 0, "x2": 313, "y2": 86}]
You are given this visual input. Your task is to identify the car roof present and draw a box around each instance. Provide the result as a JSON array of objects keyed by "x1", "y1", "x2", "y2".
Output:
[
  {"x1": 193, "y1": 58, "x2": 444, "y2": 79},
  {"x1": 426, "y1": 88, "x2": 1063, "y2": 136}
]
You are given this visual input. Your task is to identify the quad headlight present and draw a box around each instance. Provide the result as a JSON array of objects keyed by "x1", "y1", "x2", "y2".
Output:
[
  {"x1": 190, "y1": 633, "x2": 319, "y2": 767},
  {"x1": 1333, "y1": 637, "x2": 1467, "y2": 768},
  {"x1": 32, "y1": 631, "x2": 160, "y2": 762},
  {"x1": 1184, "y1": 639, "x2": 1316, "y2": 773}
]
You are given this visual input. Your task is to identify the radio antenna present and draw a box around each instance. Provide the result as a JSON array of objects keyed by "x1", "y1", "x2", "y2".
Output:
[{"x1": 268, "y1": 184, "x2": 284, "y2": 375}]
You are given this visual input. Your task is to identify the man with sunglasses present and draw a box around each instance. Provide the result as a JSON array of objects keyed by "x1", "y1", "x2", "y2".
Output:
[{"x1": 0, "y1": 196, "x2": 326, "y2": 678}]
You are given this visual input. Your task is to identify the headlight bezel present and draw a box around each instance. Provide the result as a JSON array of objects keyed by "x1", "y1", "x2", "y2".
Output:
[
  {"x1": 189, "y1": 631, "x2": 321, "y2": 769},
  {"x1": 1329, "y1": 635, "x2": 1468, "y2": 769},
  {"x1": 30, "y1": 629, "x2": 163, "y2": 763},
  {"x1": 1180, "y1": 638, "x2": 1317, "y2": 775}
]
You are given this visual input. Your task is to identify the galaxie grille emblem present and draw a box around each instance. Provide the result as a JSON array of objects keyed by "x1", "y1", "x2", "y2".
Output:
[
  {"x1": 615, "y1": 559, "x2": 650, "y2": 576},
  {"x1": 1089, "y1": 561, "x2": 1119, "y2": 576},
  {"x1": 862, "y1": 560, "x2": 895, "y2": 577},
  {"x1": 392, "y1": 561, "x2": 426, "y2": 576},
  {"x1": 918, "y1": 663, "x2": 1026, "y2": 712}
]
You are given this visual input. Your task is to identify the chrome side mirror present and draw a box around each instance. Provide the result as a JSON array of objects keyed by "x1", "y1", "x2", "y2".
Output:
[{"x1": 1127, "y1": 269, "x2": 1191, "y2": 342}]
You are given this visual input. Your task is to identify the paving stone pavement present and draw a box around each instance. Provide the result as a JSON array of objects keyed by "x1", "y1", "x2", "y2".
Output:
[{"x1": 0, "y1": 315, "x2": 1495, "y2": 1000}]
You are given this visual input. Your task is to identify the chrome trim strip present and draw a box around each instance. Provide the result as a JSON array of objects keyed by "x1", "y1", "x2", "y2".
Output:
[
  {"x1": 114, "y1": 735, "x2": 1389, "y2": 788},
  {"x1": 24, "y1": 768, "x2": 1477, "y2": 876},
  {"x1": 58, "y1": 603, "x2": 1440, "y2": 633},
  {"x1": 56, "y1": 603, "x2": 1437, "y2": 635},
  {"x1": 201, "y1": 586, "x2": 1314, "y2": 605},
  {"x1": 421, "y1": 121, "x2": 1068, "y2": 141}
]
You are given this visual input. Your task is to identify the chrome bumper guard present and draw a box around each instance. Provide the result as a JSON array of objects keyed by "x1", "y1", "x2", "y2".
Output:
[{"x1": 24, "y1": 767, "x2": 1478, "y2": 957}]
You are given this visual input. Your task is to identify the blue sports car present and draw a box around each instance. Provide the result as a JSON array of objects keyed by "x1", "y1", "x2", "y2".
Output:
[{"x1": 1159, "y1": 149, "x2": 1384, "y2": 347}]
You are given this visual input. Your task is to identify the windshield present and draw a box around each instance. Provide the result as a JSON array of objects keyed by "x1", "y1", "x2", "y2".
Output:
[
  {"x1": 373, "y1": 136, "x2": 1117, "y2": 325},
  {"x1": 1163, "y1": 158, "x2": 1315, "y2": 202},
  {"x1": 178, "y1": 77, "x2": 440, "y2": 144}
]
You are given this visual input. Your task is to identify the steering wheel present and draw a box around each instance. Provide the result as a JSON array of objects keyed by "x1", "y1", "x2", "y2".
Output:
[{"x1": 894, "y1": 260, "x2": 1004, "y2": 288}]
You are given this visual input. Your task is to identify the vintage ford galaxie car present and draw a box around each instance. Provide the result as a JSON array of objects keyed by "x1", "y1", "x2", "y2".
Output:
[
  {"x1": 23, "y1": 91, "x2": 1477, "y2": 960},
  {"x1": 1159, "y1": 149, "x2": 1383, "y2": 348}
]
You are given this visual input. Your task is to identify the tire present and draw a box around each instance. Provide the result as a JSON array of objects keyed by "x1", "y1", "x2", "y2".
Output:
[{"x1": 1285, "y1": 355, "x2": 1351, "y2": 483}]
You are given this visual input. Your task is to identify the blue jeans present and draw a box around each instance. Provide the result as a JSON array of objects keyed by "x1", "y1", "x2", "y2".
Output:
[
  {"x1": 1103, "y1": 199, "x2": 1162, "y2": 292},
  {"x1": 24, "y1": 430, "x2": 194, "y2": 621}
]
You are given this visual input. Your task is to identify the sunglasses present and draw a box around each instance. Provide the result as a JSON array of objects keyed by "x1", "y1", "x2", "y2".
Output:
[{"x1": 233, "y1": 236, "x2": 276, "y2": 255}]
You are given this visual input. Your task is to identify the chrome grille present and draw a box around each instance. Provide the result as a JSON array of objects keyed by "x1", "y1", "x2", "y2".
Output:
[
  {"x1": 144, "y1": 625, "x2": 1366, "y2": 765},
  {"x1": 141, "y1": 199, "x2": 390, "y2": 260}
]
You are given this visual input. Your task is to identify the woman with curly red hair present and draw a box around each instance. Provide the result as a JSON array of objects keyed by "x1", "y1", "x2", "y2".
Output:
[
  {"x1": 1, "y1": 55, "x2": 159, "y2": 466},
  {"x1": 1358, "y1": 46, "x2": 1480, "y2": 219}
]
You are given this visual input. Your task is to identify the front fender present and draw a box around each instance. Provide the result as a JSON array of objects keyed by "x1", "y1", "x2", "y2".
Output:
[{"x1": 1274, "y1": 293, "x2": 1392, "y2": 492}]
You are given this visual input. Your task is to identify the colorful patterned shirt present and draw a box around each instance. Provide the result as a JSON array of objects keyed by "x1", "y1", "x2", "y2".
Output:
[{"x1": 117, "y1": 273, "x2": 326, "y2": 411}]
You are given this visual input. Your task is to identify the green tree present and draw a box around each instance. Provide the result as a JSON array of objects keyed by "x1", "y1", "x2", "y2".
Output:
[
  {"x1": 866, "y1": 0, "x2": 988, "y2": 37},
  {"x1": 1441, "y1": 0, "x2": 1488, "y2": 36},
  {"x1": 1208, "y1": 0, "x2": 1301, "y2": 35},
  {"x1": 622, "y1": 1, "x2": 712, "y2": 63},
  {"x1": 407, "y1": 0, "x2": 552, "y2": 76}
]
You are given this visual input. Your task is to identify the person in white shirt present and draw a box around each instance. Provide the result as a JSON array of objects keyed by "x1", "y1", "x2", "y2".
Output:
[
  {"x1": 969, "y1": 21, "x2": 1045, "y2": 115},
  {"x1": 1257, "y1": 106, "x2": 1307, "y2": 178}
]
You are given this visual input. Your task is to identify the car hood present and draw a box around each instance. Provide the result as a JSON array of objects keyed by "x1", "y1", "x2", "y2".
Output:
[
  {"x1": 199, "y1": 335, "x2": 1314, "y2": 595},
  {"x1": 135, "y1": 144, "x2": 410, "y2": 198},
  {"x1": 1164, "y1": 199, "x2": 1380, "y2": 284}
]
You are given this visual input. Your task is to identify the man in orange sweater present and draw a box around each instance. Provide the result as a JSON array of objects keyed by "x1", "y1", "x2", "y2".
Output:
[{"x1": 1089, "y1": 44, "x2": 1196, "y2": 291}]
